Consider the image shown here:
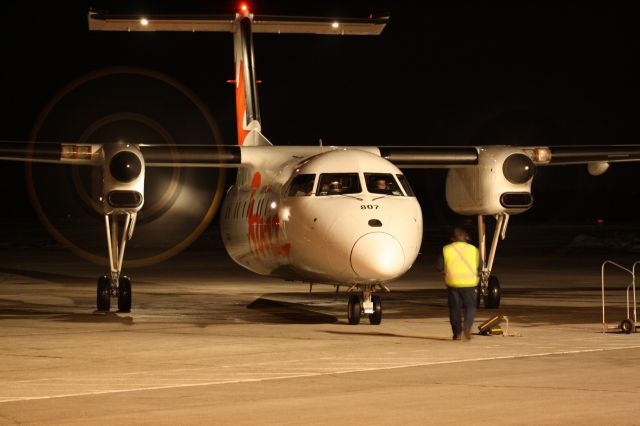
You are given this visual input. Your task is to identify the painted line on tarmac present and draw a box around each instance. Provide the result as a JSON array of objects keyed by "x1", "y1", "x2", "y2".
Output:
[{"x1": 3, "y1": 344, "x2": 640, "y2": 403}]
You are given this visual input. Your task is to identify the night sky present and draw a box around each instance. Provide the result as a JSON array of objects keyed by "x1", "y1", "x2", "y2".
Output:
[{"x1": 1, "y1": 1, "x2": 640, "y2": 228}]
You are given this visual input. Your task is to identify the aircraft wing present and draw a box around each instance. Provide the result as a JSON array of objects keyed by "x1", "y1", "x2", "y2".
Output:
[
  {"x1": 4, "y1": 142, "x2": 640, "y2": 168},
  {"x1": 376, "y1": 145, "x2": 640, "y2": 168},
  {"x1": 545, "y1": 145, "x2": 640, "y2": 165},
  {"x1": 0, "y1": 141, "x2": 102, "y2": 165},
  {"x1": 0, "y1": 141, "x2": 242, "y2": 168}
]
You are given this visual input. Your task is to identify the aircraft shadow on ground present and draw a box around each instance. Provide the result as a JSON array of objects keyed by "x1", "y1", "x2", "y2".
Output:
[
  {"x1": 246, "y1": 297, "x2": 338, "y2": 324},
  {"x1": 322, "y1": 330, "x2": 452, "y2": 341},
  {"x1": 0, "y1": 267, "x2": 89, "y2": 285},
  {"x1": 0, "y1": 302, "x2": 135, "y2": 325},
  {"x1": 251, "y1": 288, "x2": 614, "y2": 327},
  {"x1": 0, "y1": 283, "x2": 622, "y2": 327}
]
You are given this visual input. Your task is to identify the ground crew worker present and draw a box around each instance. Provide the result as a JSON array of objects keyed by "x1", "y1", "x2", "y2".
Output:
[{"x1": 437, "y1": 227, "x2": 480, "y2": 340}]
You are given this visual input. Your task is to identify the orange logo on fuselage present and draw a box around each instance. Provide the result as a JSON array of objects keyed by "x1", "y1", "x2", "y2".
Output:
[{"x1": 247, "y1": 172, "x2": 290, "y2": 260}]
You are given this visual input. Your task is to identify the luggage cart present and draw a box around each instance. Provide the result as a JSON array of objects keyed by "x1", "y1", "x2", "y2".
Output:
[{"x1": 601, "y1": 260, "x2": 640, "y2": 334}]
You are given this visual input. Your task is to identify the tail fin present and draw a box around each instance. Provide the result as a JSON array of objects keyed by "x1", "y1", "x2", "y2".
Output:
[
  {"x1": 88, "y1": 7, "x2": 388, "y2": 146},
  {"x1": 233, "y1": 9, "x2": 267, "y2": 146}
]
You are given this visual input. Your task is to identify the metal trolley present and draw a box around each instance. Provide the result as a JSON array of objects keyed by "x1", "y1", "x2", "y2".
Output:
[{"x1": 601, "y1": 260, "x2": 640, "y2": 334}]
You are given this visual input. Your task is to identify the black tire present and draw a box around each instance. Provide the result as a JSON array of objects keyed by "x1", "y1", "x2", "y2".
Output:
[
  {"x1": 118, "y1": 276, "x2": 132, "y2": 313},
  {"x1": 347, "y1": 295, "x2": 361, "y2": 325},
  {"x1": 369, "y1": 295, "x2": 382, "y2": 325},
  {"x1": 485, "y1": 275, "x2": 501, "y2": 309},
  {"x1": 97, "y1": 275, "x2": 111, "y2": 312},
  {"x1": 620, "y1": 318, "x2": 635, "y2": 334}
]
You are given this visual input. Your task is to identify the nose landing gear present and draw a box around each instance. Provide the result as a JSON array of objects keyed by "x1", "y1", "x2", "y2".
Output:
[{"x1": 346, "y1": 284, "x2": 388, "y2": 325}]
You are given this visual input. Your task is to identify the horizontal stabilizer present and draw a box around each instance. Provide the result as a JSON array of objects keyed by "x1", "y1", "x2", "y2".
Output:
[
  {"x1": 252, "y1": 15, "x2": 388, "y2": 35},
  {"x1": 88, "y1": 12, "x2": 388, "y2": 35}
]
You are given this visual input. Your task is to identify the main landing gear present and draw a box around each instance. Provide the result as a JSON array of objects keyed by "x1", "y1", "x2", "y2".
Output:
[
  {"x1": 476, "y1": 214, "x2": 507, "y2": 309},
  {"x1": 347, "y1": 284, "x2": 388, "y2": 325},
  {"x1": 96, "y1": 212, "x2": 136, "y2": 313}
]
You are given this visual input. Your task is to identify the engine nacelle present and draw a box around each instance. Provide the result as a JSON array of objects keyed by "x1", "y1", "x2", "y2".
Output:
[
  {"x1": 446, "y1": 146, "x2": 536, "y2": 216},
  {"x1": 101, "y1": 142, "x2": 145, "y2": 215}
]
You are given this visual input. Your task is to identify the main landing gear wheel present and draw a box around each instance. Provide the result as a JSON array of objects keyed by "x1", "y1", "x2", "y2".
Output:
[
  {"x1": 118, "y1": 276, "x2": 132, "y2": 313},
  {"x1": 620, "y1": 318, "x2": 635, "y2": 334},
  {"x1": 97, "y1": 275, "x2": 111, "y2": 312},
  {"x1": 348, "y1": 295, "x2": 362, "y2": 325},
  {"x1": 485, "y1": 275, "x2": 501, "y2": 309},
  {"x1": 369, "y1": 294, "x2": 382, "y2": 325}
]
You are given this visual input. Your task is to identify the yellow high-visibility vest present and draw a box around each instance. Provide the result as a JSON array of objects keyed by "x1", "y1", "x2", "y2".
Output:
[{"x1": 443, "y1": 242, "x2": 480, "y2": 287}]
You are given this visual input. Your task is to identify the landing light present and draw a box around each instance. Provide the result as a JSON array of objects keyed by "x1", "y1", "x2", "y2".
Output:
[
  {"x1": 533, "y1": 148, "x2": 551, "y2": 163},
  {"x1": 332, "y1": 22, "x2": 339, "y2": 29},
  {"x1": 140, "y1": 17, "x2": 149, "y2": 26},
  {"x1": 60, "y1": 145, "x2": 93, "y2": 160},
  {"x1": 270, "y1": 201, "x2": 277, "y2": 209}
]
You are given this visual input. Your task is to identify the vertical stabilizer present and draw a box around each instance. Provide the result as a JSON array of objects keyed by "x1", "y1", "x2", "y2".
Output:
[
  {"x1": 88, "y1": 7, "x2": 388, "y2": 147},
  {"x1": 233, "y1": 8, "x2": 268, "y2": 146}
]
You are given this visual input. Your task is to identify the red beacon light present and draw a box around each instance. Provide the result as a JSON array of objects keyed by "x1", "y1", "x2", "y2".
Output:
[{"x1": 240, "y1": 3, "x2": 249, "y2": 13}]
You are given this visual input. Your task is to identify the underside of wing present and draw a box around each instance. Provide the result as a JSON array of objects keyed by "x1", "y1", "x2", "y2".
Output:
[
  {"x1": 547, "y1": 145, "x2": 640, "y2": 165},
  {"x1": 0, "y1": 141, "x2": 102, "y2": 165}
]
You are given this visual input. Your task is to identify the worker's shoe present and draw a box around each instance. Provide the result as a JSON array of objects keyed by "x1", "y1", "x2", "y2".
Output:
[
  {"x1": 463, "y1": 327, "x2": 472, "y2": 340},
  {"x1": 452, "y1": 335, "x2": 461, "y2": 341}
]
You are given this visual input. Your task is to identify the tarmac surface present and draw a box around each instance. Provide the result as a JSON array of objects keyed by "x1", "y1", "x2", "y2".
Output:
[{"x1": 2, "y1": 222, "x2": 640, "y2": 425}]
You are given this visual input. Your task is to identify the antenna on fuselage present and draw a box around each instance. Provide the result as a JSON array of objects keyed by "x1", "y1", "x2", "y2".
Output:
[{"x1": 319, "y1": 138, "x2": 324, "y2": 153}]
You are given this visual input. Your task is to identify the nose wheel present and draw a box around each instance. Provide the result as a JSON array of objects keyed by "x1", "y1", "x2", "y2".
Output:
[
  {"x1": 347, "y1": 295, "x2": 361, "y2": 325},
  {"x1": 369, "y1": 294, "x2": 382, "y2": 325},
  {"x1": 346, "y1": 284, "x2": 387, "y2": 325}
]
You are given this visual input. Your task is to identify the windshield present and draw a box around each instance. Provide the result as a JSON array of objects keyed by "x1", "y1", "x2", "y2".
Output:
[
  {"x1": 396, "y1": 174, "x2": 415, "y2": 197},
  {"x1": 364, "y1": 173, "x2": 403, "y2": 196},
  {"x1": 287, "y1": 174, "x2": 316, "y2": 197},
  {"x1": 316, "y1": 173, "x2": 362, "y2": 196}
]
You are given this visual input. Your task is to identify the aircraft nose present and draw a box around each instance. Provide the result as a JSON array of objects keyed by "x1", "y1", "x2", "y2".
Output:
[{"x1": 350, "y1": 233, "x2": 405, "y2": 281}]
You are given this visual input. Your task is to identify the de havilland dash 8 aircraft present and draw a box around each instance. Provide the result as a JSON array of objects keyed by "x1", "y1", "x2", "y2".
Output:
[{"x1": 1, "y1": 5, "x2": 640, "y2": 325}]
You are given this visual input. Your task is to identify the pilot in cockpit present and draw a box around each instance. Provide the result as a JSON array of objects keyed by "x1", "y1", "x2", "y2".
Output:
[{"x1": 329, "y1": 181, "x2": 342, "y2": 194}]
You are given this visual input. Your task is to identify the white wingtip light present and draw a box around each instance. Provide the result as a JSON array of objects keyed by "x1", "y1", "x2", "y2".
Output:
[
  {"x1": 140, "y1": 17, "x2": 149, "y2": 26},
  {"x1": 331, "y1": 22, "x2": 339, "y2": 29}
]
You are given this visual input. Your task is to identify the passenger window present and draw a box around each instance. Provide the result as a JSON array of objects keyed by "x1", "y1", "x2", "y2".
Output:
[
  {"x1": 396, "y1": 174, "x2": 415, "y2": 197},
  {"x1": 287, "y1": 174, "x2": 316, "y2": 197},
  {"x1": 316, "y1": 173, "x2": 362, "y2": 196},
  {"x1": 364, "y1": 173, "x2": 403, "y2": 196}
]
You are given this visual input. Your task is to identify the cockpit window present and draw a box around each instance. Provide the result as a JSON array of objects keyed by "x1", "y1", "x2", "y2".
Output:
[
  {"x1": 317, "y1": 173, "x2": 362, "y2": 196},
  {"x1": 396, "y1": 174, "x2": 415, "y2": 197},
  {"x1": 287, "y1": 174, "x2": 316, "y2": 197},
  {"x1": 364, "y1": 173, "x2": 403, "y2": 196}
]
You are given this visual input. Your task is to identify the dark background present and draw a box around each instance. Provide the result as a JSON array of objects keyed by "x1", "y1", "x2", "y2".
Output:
[{"x1": 1, "y1": 1, "x2": 639, "y2": 231}]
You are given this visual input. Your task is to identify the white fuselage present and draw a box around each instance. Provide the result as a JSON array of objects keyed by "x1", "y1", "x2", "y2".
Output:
[{"x1": 220, "y1": 147, "x2": 423, "y2": 285}]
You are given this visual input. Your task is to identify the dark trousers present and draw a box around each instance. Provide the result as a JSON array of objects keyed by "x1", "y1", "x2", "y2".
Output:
[{"x1": 447, "y1": 286, "x2": 477, "y2": 337}]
